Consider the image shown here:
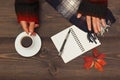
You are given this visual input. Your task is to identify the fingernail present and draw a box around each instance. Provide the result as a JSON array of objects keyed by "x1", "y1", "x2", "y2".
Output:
[
  {"x1": 33, "y1": 33, "x2": 36, "y2": 36},
  {"x1": 29, "y1": 32, "x2": 32, "y2": 36},
  {"x1": 95, "y1": 31, "x2": 98, "y2": 34},
  {"x1": 88, "y1": 28, "x2": 91, "y2": 31},
  {"x1": 77, "y1": 16, "x2": 80, "y2": 18},
  {"x1": 77, "y1": 14, "x2": 81, "y2": 18}
]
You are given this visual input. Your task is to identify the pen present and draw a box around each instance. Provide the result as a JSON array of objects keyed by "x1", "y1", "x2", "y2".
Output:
[{"x1": 59, "y1": 28, "x2": 71, "y2": 56}]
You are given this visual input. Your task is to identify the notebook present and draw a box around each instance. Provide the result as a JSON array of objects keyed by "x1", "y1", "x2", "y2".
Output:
[{"x1": 51, "y1": 25, "x2": 101, "y2": 63}]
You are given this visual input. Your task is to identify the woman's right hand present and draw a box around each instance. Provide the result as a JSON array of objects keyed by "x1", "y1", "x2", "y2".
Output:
[{"x1": 20, "y1": 21, "x2": 39, "y2": 36}]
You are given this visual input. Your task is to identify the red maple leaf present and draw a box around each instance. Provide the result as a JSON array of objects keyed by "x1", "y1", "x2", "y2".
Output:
[
  {"x1": 84, "y1": 56, "x2": 94, "y2": 69},
  {"x1": 83, "y1": 48, "x2": 107, "y2": 72}
]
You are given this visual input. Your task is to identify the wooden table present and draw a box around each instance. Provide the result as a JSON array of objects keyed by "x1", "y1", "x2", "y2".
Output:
[{"x1": 0, "y1": 0, "x2": 120, "y2": 80}]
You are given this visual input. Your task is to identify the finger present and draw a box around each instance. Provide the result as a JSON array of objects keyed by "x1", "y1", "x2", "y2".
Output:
[
  {"x1": 77, "y1": 13, "x2": 82, "y2": 18},
  {"x1": 20, "y1": 21, "x2": 29, "y2": 34},
  {"x1": 32, "y1": 32, "x2": 36, "y2": 36},
  {"x1": 29, "y1": 22, "x2": 35, "y2": 35},
  {"x1": 86, "y1": 15, "x2": 92, "y2": 31},
  {"x1": 101, "y1": 19, "x2": 106, "y2": 27},
  {"x1": 96, "y1": 18, "x2": 101, "y2": 32},
  {"x1": 35, "y1": 24, "x2": 39, "y2": 28},
  {"x1": 92, "y1": 17, "x2": 98, "y2": 33}
]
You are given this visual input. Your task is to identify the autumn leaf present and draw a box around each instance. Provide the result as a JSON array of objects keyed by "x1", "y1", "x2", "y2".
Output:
[
  {"x1": 84, "y1": 56, "x2": 93, "y2": 62},
  {"x1": 97, "y1": 59, "x2": 106, "y2": 66},
  {"x1": 83, "y1": 48, "x2": 107, "y2": 72},
  {"x1": 84, "y1": 61, "x2": 94, "y2": 69},
  {"x1": 93, "y1": 48, "x2": 106, "y2": 59},
  {"x1": 97, "y1": 54, "x2": 106, "y2": 59},
  {"x1": 93, "y1": 48, "x2": 99, "y2": 57},
  {"x1": 94, "y1": 62, "x2": 103, "y2": 72},
  {"x1": 84, "y1": 57, "x2": 94, "y2": 69}
]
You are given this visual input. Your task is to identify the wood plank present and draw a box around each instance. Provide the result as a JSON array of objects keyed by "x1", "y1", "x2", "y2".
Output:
[
  {"x1": 0, "y1": 37, "x2": 120, "y2": 80},
  {"x1": 0, "y1": 0, "x2": 120, "y2": 80}
]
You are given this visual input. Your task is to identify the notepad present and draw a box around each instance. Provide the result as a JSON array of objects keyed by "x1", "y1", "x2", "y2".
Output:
[{"x1": 51, "y1": 25, "x2": 101, "y2": 63}]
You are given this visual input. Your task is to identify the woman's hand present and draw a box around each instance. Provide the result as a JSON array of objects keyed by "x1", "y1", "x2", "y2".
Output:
[
  {"x1": 77, "y1": 13, "x2": 106, "y2": 33},
  {"x1": 20, "y1": 21, "x2": 39, "y2": 35}
]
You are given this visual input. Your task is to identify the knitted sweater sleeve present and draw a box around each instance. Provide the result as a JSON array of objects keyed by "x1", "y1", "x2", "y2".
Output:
[
  {"x1": 15, "y1": 0, "x2": 39, "y2": 24},
  {"x1": 78, "y1": 0, "x2": 108, "y2": 18}
]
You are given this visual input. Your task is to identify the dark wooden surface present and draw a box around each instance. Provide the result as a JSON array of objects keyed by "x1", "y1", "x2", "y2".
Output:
[{"x1": 0, "y1": 0, "x2": 120, "y2": 80}]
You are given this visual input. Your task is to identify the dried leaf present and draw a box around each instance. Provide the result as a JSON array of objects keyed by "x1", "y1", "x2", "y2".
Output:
[
  {"x1": 84, "y1": 61, "x2": 94, "y2": 69},
  {"x1": 97, "y1": 59, "x2": 106, "y2": 66},
  {"x1": 94, "y1": 62, "x2": 104, "y2": 72},
  {"x1": 97, "y1": 54, "x2": 106, "y2": 59},
  {"x1": 93, "y1": 48, "x2": 99, "y2": 57},
  {"x1": 83, "y1": 49, "x2": 107, "y2": 72},
  {"x1": 84, "y1": 56, "x2": 93, "y2": 62}
]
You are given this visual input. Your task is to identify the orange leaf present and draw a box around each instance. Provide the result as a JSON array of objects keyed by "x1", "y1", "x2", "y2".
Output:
[
  {"x1": 97, "y1": 54, "x2": 106, "y2": 59},
  {"x1": 84, "y1": 61, "x2": 94, "y2": 70},
  {"x1": 84, "y1": 56, "x2": 93, "y2": 62},
  {"x1": 94, "y1": 62, "x2": 103, "y2": 72},
  {"x1": 97, "y1": 59, "x2": 106, "y2": 66},
  {"x1": 93, "y1": 48, "x2": 99, "y2": 57}
]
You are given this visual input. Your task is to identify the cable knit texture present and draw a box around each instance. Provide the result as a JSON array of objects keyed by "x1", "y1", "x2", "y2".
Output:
[
  {"x1": 15, "y1": 0, "x2": 108, "y2": 23},
  {"x1": 78, "y1": 0, "x2": 108, "y2": 18},
  {"x1": 15, "y1": 0, "x2": 39, "y2": 24}
]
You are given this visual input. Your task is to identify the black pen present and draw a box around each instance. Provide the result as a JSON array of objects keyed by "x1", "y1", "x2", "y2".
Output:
[{"x1": 59, "y1": 28, "x2": 71, "y2": 56}]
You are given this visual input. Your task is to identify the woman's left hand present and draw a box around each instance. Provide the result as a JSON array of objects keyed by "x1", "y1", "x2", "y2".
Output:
[{"x1": 77, "y1": 13, "x2": 106, "y2": 33}]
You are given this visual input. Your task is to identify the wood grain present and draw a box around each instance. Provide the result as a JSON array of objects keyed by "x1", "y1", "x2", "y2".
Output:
[{"x1": 0, "y1": 0, "x2": 120, "y2": 80}]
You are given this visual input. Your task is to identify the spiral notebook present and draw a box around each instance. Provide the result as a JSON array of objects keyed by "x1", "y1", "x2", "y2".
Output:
[{"x1": 51, "y1": 25, "x2": 101, "y2": 63}]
